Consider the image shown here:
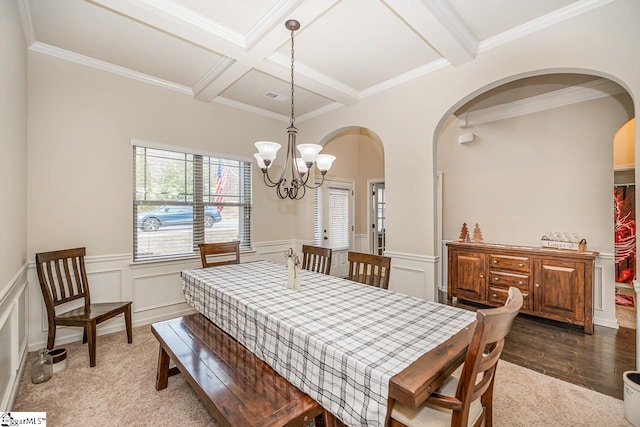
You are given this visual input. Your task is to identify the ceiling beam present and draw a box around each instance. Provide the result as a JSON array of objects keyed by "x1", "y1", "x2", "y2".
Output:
[{"x1": 382, "y1": 0, "x2": 477, "y2": 66}]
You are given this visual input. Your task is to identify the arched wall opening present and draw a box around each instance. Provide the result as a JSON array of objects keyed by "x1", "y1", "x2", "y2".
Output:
[
  {"x1": 433, "y1": 71, "x2": 635, "y2": 332},
  {"x1": 318, "y1": 126, "x2": 385, "y2": 255}
]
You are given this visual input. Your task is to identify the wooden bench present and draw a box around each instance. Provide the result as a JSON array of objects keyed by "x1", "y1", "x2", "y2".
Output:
[{"x1": 151, "y1": 314, "x2": 326, "y2": 427}]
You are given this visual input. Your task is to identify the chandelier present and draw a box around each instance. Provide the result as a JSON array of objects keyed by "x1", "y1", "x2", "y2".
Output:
[{"x1": 253, "y1": 19, "x2": 335, "y2": 200}]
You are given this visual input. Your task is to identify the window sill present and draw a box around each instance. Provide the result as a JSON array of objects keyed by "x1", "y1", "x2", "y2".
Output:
[{"x1": 130, "y1": 249, "x2": 256, "y2": 269}]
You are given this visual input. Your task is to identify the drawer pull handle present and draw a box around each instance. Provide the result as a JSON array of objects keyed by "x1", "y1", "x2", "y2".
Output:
[
  {"x1": 492, "y1": 293, "x2": 498, "y2": 298},
  {"x1": 494, "y1": 277, "x2": 499, "y2": 281},
  {"x1": 493, "y1": 260, "x2": 498, "y2": 264},
  {"x1": 518, "y1": 281, "x2": 523, "y2": 285},
  {"x1": 518, "y1": 263, "x2": 524, "y2": 267},
  {"x1": 535, "y1": 283, "x2": 540, "y2": 288},
  {"x1": 479, "y1": 274, "x2": 484, "y2": 279}
]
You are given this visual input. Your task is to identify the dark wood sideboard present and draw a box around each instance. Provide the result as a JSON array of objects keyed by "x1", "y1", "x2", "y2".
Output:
[{"x1": 447, "y1": 242, "x2": 598, "y2": 334}]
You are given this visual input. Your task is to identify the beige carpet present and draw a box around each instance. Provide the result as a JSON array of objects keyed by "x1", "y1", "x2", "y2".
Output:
[{"x1": 13, "y1": 325, "x2": 631, "y2": 426}]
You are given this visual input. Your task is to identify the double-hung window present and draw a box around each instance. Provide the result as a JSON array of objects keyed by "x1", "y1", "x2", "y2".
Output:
[{"x1": 133, "y1": 143, "x2": 251, "y2": 261}]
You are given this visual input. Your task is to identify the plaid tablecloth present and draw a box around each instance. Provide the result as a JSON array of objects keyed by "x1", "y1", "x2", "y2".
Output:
[{"x1": 181, "y1": 261, "x2": 475, "y2": 427}]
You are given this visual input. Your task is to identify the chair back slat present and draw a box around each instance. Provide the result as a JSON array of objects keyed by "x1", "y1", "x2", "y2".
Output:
[
  {"x1": 452, "y1": 287, "x2": 523, "y2": 426},
  {"x1": 347, "y1": 252, "x2": 391, "y2": 289},
  {"x1": 36, "y1": 248, "x2": 90, "y2": 310},
  {"x1": 199, "y1": 241, "x2": 240, "y2": 268},
  {"x1": 301, "y1": 245, "x2": 332, "y2": 275}
]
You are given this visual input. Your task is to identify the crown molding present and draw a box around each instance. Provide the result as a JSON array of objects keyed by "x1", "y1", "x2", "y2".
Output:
[
  {"x1": 457, "y1": 78, "x2": 625, "y2": 128},
  {"x1": 29, "y1": 42, "x2": 193, "y2": 96},
  {"x1": 192, "y1": 57, "x2": 235, "y2": 97},
  {"x1": 16, "y1": 0, "x2": 35, "y2": 46},
  {"x1": 479, "y1": 0, "x2": 615, "y2": 52},
  {"x1": 360, "y1": 58, "x2": 449, "y2": 99},
  {"x1": 212, "y1": 96, "x2": 290, "y2": 122},
  {"x1": 296, "y1": 102, "x2": 344, "y2": 123}
]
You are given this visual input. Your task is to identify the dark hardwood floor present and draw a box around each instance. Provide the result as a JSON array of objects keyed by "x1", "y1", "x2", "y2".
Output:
[{"x1": 443, "y1": 294, "x2": 636, "y2": 400}]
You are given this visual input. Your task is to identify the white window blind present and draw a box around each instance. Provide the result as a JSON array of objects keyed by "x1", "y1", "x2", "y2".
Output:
[
  {"x1": 133, "y1": 145, "x2": 251, "y2": 261},
  {"x1": 314, "y1": 187, "x2": 323, "y2": 246},
  {"x1": 327, "y1": 187, "x2": 351, "y2": 249}
]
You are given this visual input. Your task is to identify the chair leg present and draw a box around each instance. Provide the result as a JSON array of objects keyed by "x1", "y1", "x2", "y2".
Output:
[
  {"x1": 82, "y1": 327, "x2": 87, "y2": 344},
  {"x1": 86, "y1": 321, "x2": 97, "y2": 367},
  {"x1": 46, "y1": 322, "x2": 56, "y2": 350},
  {"x1": 482, "y1": 379, "x2": 495, "y2": 427},
  {"x1": 125, "y1": 304, "x2": 133, "y2": 344}
]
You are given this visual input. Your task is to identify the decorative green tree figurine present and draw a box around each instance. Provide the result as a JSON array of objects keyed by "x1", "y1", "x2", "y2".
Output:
[
  {"x1": 459, "y1": 223, "x2": 469, "y2": 242},
  {"x1": 472, "y1": 223, "x2": 484, "y2": 243}
]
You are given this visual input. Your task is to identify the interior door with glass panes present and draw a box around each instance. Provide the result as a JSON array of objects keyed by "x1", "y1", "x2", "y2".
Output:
[
  {"x1": 371, "y1": 182, "x2": 385, "y2": 255},
  {"x1": 315, "y1": 180, "x2": 354, "y2": 277}
]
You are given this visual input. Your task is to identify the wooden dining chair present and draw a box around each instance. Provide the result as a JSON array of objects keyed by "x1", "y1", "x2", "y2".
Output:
[
  {"x1": 388, "y1": 287, "x2": 523, "y2": 427},
  {"x1": 35, "y1": 247, "x2": 132, "y2": 367},
  {"x1": 301, "y1": 245, "x2": 332, "y2": 275},
  {"x1": 198, "y1": 241, "x2": 240, "y2": 268},
  {"x1": 347, "y1": 251, "x2": 392, "y2": 289}
]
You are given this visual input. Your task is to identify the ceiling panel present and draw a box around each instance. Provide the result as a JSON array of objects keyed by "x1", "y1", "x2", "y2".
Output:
[
  {"x1": 176, "y1": 0, "x2": 281, "y2": 35},
  {"x1": 279, "y1": 0, "x2": 441, "y2": 91},
  {"x1": 220, "y1": 69, "x2": 333, "y2": 117},
  {"x1": 29, "y1": 0, "x2": 221, "y2": 87},
  {"x1": 448, "y1": 0, "x2": 579, "y2": 41}
]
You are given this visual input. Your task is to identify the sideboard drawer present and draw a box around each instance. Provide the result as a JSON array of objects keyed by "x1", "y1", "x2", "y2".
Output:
[
  {"x1": 489, "y1": 254, "x2": 530, "y2": 272},
  {"x1": 488, "y1": 285, "x2": 531, "y2": 310},
  {"x1": 489, "y1": 271, "x2": 529, "y2": 290}
]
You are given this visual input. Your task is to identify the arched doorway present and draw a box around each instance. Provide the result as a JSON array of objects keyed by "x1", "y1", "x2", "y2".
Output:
[
  {"x1": 318, "y1": 127, "x2": 385, "y2": 276},
  {"x1": 434, "y1": 72, "x2": 635, "y2": 330}
]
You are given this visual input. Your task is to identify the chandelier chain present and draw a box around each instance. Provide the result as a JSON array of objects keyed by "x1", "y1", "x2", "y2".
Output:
[{"x1": 290, "y1": 26, "x2": 295, "y2": 126}]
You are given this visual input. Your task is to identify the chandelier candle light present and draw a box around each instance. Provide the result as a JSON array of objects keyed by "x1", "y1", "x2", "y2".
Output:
[{"x1": 254, "y1": 19, "x2": 336, "y2": 200}]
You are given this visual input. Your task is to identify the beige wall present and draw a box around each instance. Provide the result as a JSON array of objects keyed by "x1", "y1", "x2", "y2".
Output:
[
  {"x1": 301, "y1": 0, "x2": 640, "y2": 260},
  {"x1": 437, "y1": 95, "x2": 633, "y2": 253},
  {"x1": 27, "y1": 52, "x2": 297, "y2": 259},
  {"x1": 0, "y1": 0, "x2": 27, "y2": 289},
  {"x1": 614, "y1": 118, "x2": 636, "y2": 170}
]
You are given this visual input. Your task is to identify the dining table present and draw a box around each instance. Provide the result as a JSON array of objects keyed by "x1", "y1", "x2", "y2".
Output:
[{"x1": 181, "y1": 260, "x2": 476, "y2": 427}]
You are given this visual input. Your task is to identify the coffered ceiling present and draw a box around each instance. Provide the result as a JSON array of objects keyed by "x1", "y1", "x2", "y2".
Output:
[{"x1": 19, "y1": 0, "x2": 612, "y2": 122}]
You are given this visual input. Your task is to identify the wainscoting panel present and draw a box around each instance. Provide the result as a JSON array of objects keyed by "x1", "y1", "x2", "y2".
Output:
[
  {"x1": 384, "y1": 251, "x2": 438, "y2": 301},
  {"x1": 0, "y1": 265, "x2": 28, "y2": 410},
  {"x1": 132, "y1": 271, "x2": 188, "y2": 313},
  {"x1": 252, "y1": 240, "x2": 298, "y2": 264},
  {"x1": 87, "y1": 269, "x2": 123, "y2": 301},
  {"x1": 594, "y1": 253, "x2": 617, "y2": 329},
  {"x1": 0, "y1": 310, "x2": 13, "y2": 410}
]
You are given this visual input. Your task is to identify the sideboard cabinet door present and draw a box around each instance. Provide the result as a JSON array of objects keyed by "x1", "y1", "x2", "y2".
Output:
[
  {"x1": 533, "y1": 257, "x2": 585, "y2": 325},
  {"x1": 448, "y1": 249, "x2": 486, "y2": 302}
]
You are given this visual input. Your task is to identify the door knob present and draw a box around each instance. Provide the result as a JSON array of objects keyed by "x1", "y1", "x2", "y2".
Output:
[{"x1": 535, "y1": 283, "x2": 540, "y2": 288}]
